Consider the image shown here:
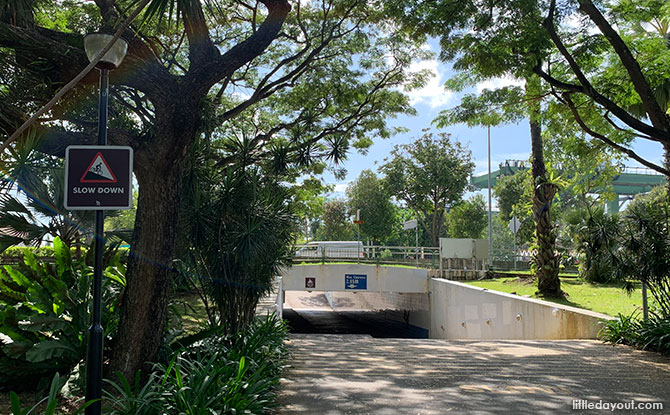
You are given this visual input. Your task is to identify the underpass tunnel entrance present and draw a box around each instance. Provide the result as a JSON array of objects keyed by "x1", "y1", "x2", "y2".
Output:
[{"x1": 281, "y1": 290, "x2": 430, "y2": 339}]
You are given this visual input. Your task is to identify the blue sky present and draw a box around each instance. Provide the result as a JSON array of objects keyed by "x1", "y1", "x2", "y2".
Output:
[{"x1": 320, "y1": 43, "x2": 665, "y2": 206}]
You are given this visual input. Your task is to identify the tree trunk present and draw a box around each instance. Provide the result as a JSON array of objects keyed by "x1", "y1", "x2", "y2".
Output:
[
  {"x1": 108, "y1": 158, "x2": 185, "y2": 379},
  {"x1": 109, "y1": 94, "x2": 199, "y2": 380},
  {"x1": 530, "y1": 117, "x2": 562, "y2": 297}
]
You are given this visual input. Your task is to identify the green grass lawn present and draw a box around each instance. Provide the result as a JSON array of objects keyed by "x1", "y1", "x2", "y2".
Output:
[
  {"x1": 491, "y1": 269, "x2": 579, "y2": 278},
  {"x1": 171, "y1": 292, "x2": 211, "y2": 334},
  {"x1": 466, "y1": 277, "x2": 643, "y2": 317}
]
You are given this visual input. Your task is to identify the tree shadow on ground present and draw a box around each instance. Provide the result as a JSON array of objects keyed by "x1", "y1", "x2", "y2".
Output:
[{"x1": 278, "y1": 335, "x2": 670, "y2": 415}]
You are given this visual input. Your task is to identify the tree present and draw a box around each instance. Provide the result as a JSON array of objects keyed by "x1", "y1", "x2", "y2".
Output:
[
  {"x1": 177, "y1": 164, "x2": 296, "y2": 335},
  {"x1": 493, "y1": 170, "x2": 529, "y2": 223},
  {"x1": 290, "y1": 177, "x2": 330, "y2": 243},
  {"x1": 532, "y1": 0, "x2": 670, "y2": 178},
  {"x1": 1, "y1": 0, "x2": 425, "y2": 378},
  {"x1": 380, "y1": 131, "x2": 474, "y2": 246},
  {"x1": 346, "y1": 169, "x2": 397, "y2": 244},
  {"x1": 444, "y1": 195, "x2": 487, "y2": 239},
  {"x1": 386, "y1": 0, "x2": 670, "y2": 178},
  {"x1": 317, "y1": 200, "x2": 354, "y2": 241},
  {"x1": 614, "y1": 186, "x2": 670, "y2": 317},
  {"x1": 385, "y1": 0, "x2": 565, "y2": 297}
]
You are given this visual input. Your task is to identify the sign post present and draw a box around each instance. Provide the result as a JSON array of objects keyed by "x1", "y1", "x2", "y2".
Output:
[
  {"x1": 403, "y1": 219, "x2": 418, "y2": 264},
  {"x1": 509, "y1": 216, "x2": 522, "y2": 270},
  {"x1": 65, "y1": 142, "x2": 132, "y2": 414},
  {"x1": 353, "y1": 209, "x2": 364, "y2": 263}
]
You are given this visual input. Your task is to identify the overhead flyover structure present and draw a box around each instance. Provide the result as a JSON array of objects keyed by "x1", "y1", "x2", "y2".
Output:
[{"x1": 470, "y1": 160, "x2": 666, "y2": 212}]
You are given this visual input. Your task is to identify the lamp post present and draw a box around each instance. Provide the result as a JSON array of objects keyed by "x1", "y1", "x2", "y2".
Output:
[
  {"x1": 83, "y1": 32, "x2": 127, "y2": 415},
  {"x1": 487, "y1": 125, "x2": 492, "y2": 268}
]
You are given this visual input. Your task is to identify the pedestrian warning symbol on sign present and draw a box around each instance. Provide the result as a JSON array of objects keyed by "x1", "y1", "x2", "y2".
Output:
[
  {"x1": 80, "y1": 153, "x2": 118, "y2": 183},
  {"x1": 64, "y1": 145, "x2": 133, "y2": 210}
]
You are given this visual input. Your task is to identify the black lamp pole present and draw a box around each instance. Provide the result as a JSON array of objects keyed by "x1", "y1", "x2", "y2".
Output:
[{"x1": 85, "y1": 68, "x2": 109, "y2": 415}]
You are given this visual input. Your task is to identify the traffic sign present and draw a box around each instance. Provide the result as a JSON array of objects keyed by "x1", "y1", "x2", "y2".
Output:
[
  {"x1": 403, "y1": 219, "x2": 418, "y2": 230},
  {"x1": 65, "y1": 146, "x2": 133, "y2": 210},
  {"x1": 509, "y1": 216, "x2": 522, "y2": 234},
  {"x1": 345, "y1": 274, "x2": 367, "y2": 290}
]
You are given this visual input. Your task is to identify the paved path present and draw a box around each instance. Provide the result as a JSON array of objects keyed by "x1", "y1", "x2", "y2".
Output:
[{"x1": 278, "y1": 334, "x2": 670, "y2": 414}]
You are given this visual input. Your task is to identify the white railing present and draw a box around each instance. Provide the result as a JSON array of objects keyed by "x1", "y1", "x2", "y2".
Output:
[{"x1": 293, "y1": 244, "x2": 440, "y2": 268}]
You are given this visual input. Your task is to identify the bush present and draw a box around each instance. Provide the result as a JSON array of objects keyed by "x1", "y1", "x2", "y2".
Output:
[
  {"x1": 104, "y1": 314, "x2": 289, "y2": 414},
  {"x1": 600, "y1": 313, "x2": 670, "y2": 355},
  {"x1": 1, "y1": 246, "x2": 56, "y2": 259},
  {"x1": 614, "y1": 188, "x2": 670, "y2": 317},
  {"x1": 562, "y1": 207, "x2": 619, "y2": 283},
  {"x1": 0, "y1": 237, "x2": 125, "y2": 391},
  {"x1": 599, "y1": 312, "x2": 641, "y2": 346}
]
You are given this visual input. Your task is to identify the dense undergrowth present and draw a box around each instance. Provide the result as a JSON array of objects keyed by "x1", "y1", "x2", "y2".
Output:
[
  {"x1": 9, "y1": 314, "x2": 289, "y2": 414},
  {"x1": 599, "y1": 313, "x2": 670, "y2": 356}
]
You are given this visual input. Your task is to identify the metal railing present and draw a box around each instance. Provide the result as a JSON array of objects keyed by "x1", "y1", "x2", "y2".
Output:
[{"x1": 293, "y1": 244, "x2": 440, "y2": 268}]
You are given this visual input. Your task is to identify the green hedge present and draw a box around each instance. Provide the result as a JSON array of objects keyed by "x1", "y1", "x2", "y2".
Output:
[{"x1": 0, "y1": 246, "x2": 130, "y2": 263}]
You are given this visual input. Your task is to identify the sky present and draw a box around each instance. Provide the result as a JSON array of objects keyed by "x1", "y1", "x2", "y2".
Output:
[{"x1": 319, "y1": 42, "x2": 666, "y2": 208}]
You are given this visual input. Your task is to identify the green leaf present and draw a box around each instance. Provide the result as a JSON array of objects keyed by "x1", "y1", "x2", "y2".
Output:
[
  {"x1": 44, "y1": 373, "x2": 61, "y2": 415},
  {"x1": 23, "y1": 251, "x2": 39, "y2": 273},
  {"x1": 23, "y1": 315, "x2": 71, "y2": 333},
  {"x1": 3, "y1": 340, "x2": 33, "y2": 359},
  {"x1": 52, "y1": 237, "x2": 70, "y2": 278},
  {"x1": 3, "y1": 266, "x2": 30, "y2": 288},
  {"x1": 10, "y1": 390, "x2": 22, "y2": 415},
  {"x1": 25, "y1": 340, "x2": 78, "y2": 363}
]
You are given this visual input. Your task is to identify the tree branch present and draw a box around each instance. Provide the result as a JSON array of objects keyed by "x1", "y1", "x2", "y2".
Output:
[
  {"x1": 562, "y1": 93, "x2": 669, "y2": 176},
  {"x1": 186, "y1": 0, "x2": 291, "y2": 96},
  {"x1": 539, "y1": 0, "x2": 665, "y2": 141},
  {"x1": 183, "y1": 0, "x2": 220, "y2": 69},
  {"x1": 577, "y1": 0, "x2": 670, "y2": 131}
]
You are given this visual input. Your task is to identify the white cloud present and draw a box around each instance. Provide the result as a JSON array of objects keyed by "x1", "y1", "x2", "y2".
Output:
[
  {"x1": 476, "y1": 76, "x2": 525, "y2": 93},
  {"x1": 333, "y1": 183, "x2": 348, "y2": 193},
  {"x1": 404, "y1": 59, "x2": 453, "y2": 109},
  {"x1": 324, "y1": 182, "x2": 349, "y2": 198}
]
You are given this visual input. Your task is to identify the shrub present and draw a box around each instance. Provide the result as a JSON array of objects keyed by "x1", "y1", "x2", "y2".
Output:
[
  {"x1": 104, "y1": 314, "x2": 289, "y2": 414},
  {"x1": 0, "y1": 237, "x2": 125, "y2": 391},
  {"x1": 562, "y1": 207, "x2": 619, "y2": 283},
  {"x1": 599, "y1": 313, "x2": 641, "y2": 346},
  {"x1": 600, "y1": 313, "x2": 670, "y2": 355},
  {"x1": 614, "y1": 188, "x2": 670, "y2": 317},
  {"x1": 637, "y1": 315, "x2": 670, "y2": 355},
  {"x1": 177, "y1": 166, "x2": 297, "y2": 334}
]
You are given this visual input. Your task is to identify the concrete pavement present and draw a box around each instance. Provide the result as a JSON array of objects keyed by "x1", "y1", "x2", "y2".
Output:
[{"x1": 277, "y1": 334, "x2": 670, "y2": 414}]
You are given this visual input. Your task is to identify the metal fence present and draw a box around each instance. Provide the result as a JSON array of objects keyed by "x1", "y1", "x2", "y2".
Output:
[{"x1": 293, "y1": 244, "x2": 440, "y2": 268}]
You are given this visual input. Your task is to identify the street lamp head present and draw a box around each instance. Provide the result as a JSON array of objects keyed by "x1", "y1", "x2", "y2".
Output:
[{"x1": 84, "y1": 33, "x2": 128, "y2": 70}]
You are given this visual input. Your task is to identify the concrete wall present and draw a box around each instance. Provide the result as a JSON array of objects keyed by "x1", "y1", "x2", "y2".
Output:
[
  {"x1": 429, "y1": 278, "x2": 614, "y2": 340},
  {"x1": 439, "y1": 238, "x2": 489, "y2": 260},
  {"x1": 280, "y1": 264, "x2": 428, "y2": 293}
]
